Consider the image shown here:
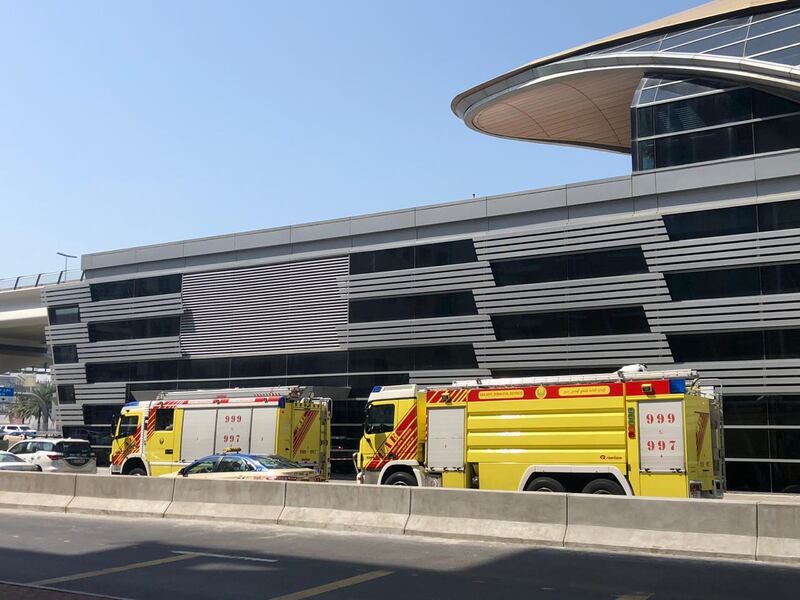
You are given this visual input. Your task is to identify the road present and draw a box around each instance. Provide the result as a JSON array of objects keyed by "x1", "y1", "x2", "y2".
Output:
[{"x1": 0, "y1": 510, "x2": 798, "y2": 600}]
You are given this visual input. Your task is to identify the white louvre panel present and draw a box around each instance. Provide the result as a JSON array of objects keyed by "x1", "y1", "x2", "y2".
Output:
[
  {"x1": 344, "y1": 262, "x2": 494, "y2": 299},
  {"x1": 180, "y1": 256, "x2": 348, "y2": 356},
  {"x1": 41, "y1": 283, "x2": 91, "y2": 307},
  {"x1": 180, "y1": 409, "x2": 217, "y2": 460},
  {"x1": 339, "y1": 315, "x2": 495, "y2": 348},
  {"x1": 427, "y1": 407, "x2": 465, "y2": 470}
]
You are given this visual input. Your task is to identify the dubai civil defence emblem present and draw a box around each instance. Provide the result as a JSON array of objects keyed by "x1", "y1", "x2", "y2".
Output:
[{"x1": 535, "y1": 385, "x2": 547, "y2": 399}]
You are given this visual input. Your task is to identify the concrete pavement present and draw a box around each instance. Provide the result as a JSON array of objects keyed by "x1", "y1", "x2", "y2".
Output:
[{"x1": 0, "y1": 510, "x2": 799, "y2": 599}]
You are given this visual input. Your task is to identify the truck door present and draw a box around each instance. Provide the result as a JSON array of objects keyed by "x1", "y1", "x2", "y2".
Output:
[
  {"x1": 360, "y1": 402, "x2": 396, "y2": 470},
  {"x1": 148, "y1": 408, "x2": 177, "y2": 476}
]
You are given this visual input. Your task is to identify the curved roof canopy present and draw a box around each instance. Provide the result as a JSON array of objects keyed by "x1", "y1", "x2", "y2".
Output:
[{"x1": 452, "y1": 0, "x2": 798, "y2": 153}]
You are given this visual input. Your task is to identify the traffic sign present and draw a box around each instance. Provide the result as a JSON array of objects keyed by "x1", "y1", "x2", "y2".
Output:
[{"x1": 0, "y1": 387, "x2": 14, "y2": 397}]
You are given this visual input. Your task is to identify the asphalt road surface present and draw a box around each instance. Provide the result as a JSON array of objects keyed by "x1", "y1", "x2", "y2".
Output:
[{"x1": 0, "y1": 510, "x2": 798, "y2": 600}]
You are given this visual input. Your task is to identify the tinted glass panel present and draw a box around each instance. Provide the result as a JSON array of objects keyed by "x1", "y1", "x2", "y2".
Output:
[
  {"x1": 769, "y1": 396, "x2": 800, "y2": 426},
  {"x1": 57, "y1": 385, "x2": 76, "y2": 405},
  {"x1": 414, "y1": 345, "x2": 477, "y2": 370},
  {"x1": 52, "y1": 344, "x2": 78, "y2": 364},
  {"x1": 752, "y1": 89, "x2": 800, "y2": 118},
  {"x1": 89, "y1": 316, "x2": 180, "y2": 342},
  {"x1": 349, "y1": 347, "x2": 413, "y2": 372},
  {"x1": 350, "y1": 240, "x2": 476, "y2": 275},
  {"x1": 492, "y1": 307, "x2": 649, "y2": 341},
  {"x1": 90, "y1": 275, "x2": 181, "y2": 302},
  {"x1": 132, "y1": 360, "x2": 179, "y2": 381},
  {"x1": 665, "y1": 267, "x2": 760, "y2": 301},
  {"x1": 492, "y1": 247, "x2": 647, "y2": 287},
  {"x1": 636, "y1": 105, "x2": 654, "y2": 137},
  {"x1": 765, "y1": 329, "x2": 800, "y2": 359},
  {"x1": 349, "y1": 292, "x2": 476, "y2": 323},
  {"x1": 90, "y1": 280, "x2": 133, "y2": 302},
  {"x1": 667, "y1": 330, "x2": 764, "y2": 362},
  {"x1": 230, "y1": 355, "x2": 287, "y2": 378},
  {"x1": 754, "y1": 115, "x2": 800, "y2": 154},
  {"x1": 48, "y1": 305, "x2": 80, "y2": 325},
  {"x1": 725, "y1": 461, "x2": 772, "y2": 492},
  {"x1": 724, "y1": 429, "x2": 769, "y2": 458},
  {"x1": 759, "y1": 200, "x2": 800, "y2": 233},
  {"x1": 663, "y1": 204, "x2": 757, "y2": 241},
  {"x1": 178, "y1": 359, "x2": 229, "y2": 380},
  {"x1": 771, "y1": 462, "x2": 800, "y2": 494},
  {"x1": 723, "y1": 396, "x2": 768, "y2": 425},
  {"x1": 770, "y1": 429, "x2": 800, "y2": 460},
  {"x1": 636, "y1": 139, "x2": 656, "y2": 171},
  {"x1": 654, "y1": 123, "x2": 754, "y2": 168},
  {"x1": 287, "y1": 351, "x2": 347, "y2": 375},
  {"x1": 83, "y1": 404, "x2": 118, "y2": 426},
  {"x1": 746, "y1": 24, "x2": 800, "y2": 56},
  {"x1": 653, "y1": 88, "x2": 751, "y2": 135},
  {"x1": 761, "y1": 263, "x2": 800, "y2": 294}
]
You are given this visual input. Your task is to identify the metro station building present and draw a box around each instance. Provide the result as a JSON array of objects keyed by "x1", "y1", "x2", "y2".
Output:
[{"x1": 46, "y1": 0, "x2": 800, "y2": 492}]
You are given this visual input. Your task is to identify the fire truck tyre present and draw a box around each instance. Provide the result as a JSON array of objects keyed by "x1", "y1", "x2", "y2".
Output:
[
  {"x1": 383, "y1": 472, "x2": 417, "y2": 486},
  {"x1": 127, "y1": 467, "x2": 147, "y2": 476},
  {"x1": 581, "y1": 479, "x2": 625, "y2": 495},
  {"x1": 524, "y1": 477, "x2": 566, "y2": 493}
]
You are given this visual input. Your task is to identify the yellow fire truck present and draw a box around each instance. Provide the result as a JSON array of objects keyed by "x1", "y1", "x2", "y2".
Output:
[
  {"x1": 355, "y1": 367, "x2": 724, "y2": 498},
  {"x1": 110, "y1": 387, "x2": 331, "y2": 478}
]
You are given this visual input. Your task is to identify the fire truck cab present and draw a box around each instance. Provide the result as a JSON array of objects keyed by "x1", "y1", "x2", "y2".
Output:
[{"x1": 355, "y1": 366, "x2": 724, "y2": 498}]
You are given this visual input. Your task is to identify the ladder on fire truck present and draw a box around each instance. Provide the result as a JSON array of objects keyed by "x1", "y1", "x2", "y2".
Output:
[{"x1": 452, "y1": 364, "x2": 699, "y2": 388}]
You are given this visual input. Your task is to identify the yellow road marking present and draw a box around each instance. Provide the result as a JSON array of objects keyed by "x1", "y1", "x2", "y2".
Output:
[
  {"x1": 268, "y1": 569, "x2": 393, "y2": 600},
  {"x1": 31, "y1": 552, "x2": 199, "y2": 586}
]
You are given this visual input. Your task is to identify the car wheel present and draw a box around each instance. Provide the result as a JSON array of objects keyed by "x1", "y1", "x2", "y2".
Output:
[
  {"x1": 581, "y1": 479, "x2": 625, "y2": 495},
  {"x1": 34, "y1": 465, "x2": 42, "y2": 472},
  {"x1": 524, "y1": 476, "x2": 566, "y2": 493},
  {"x1": 127, "y1": 468, "x2": 147, "y2": 476},
  {"x1": 384, "y1": 471, "x2": 417, "y2": 486}
]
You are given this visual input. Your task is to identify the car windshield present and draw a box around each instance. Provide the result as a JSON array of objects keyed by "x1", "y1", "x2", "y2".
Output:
[
  {"x1": 251, "y1": 455, "x2": 303, "y2": 470},
  {"x1": 0, "y1": 453, "x2": 23, "y2": 463}
]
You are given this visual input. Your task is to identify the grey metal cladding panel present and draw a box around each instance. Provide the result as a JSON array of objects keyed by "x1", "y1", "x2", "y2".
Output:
[
  {"x1": 409, "y1": 370, "x2": 492, "y2": 385},
  {"x1": 414, "y1": 199, "x2": 486, "y2": 227},
  {"x1": 55, "y1": 405, "x2": 84, "y2": 426},
  {"x1": 474, "y1": 334, "x2": 674, "y2": 369},
  {"x1": 78, "y1": 293, "x2": 183, "y2": 322},
  {"x1": 52, "y1": 364, "x2": 87, "y2": 385},
  {"x1": 340, "y1": 315, "x2": 495, "y2": 348},
  {"x1": 41, "y1": 283, "x2": 91, "y2": 307},
  {"x1": 45, "y1": 323, "x2": 89, "y2": 344},
  {"x1": 345, "y1": 263, "x2": 494, "y2": 299},
  {"x1": 653, "y1": 158, "x2": 756, "y2": 195},
  {"x1": 76, "y1": 337, "x2": 181, "y2": 362},
  {"x1": 74, "y1": 383, "x2": 126, "y2": 404},
  {"x1": 180, "y1": 256, "x2": 348, "y2": 356},
  {"x1": 476, "y1": 273, "x2": 669, "y2": 314},
  {"x1": 486, "y1": 186, "x2": 567, "y2": 217},
  {"x1": 566, "y1": 176, "x2": 632, "y2": 206}
]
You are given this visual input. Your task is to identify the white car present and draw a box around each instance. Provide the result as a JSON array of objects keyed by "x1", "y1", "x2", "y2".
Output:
[
  {"x1": 0, "y1": 451, "x2": 41, "y2": 472},
  {"x1": 0, "y1": 424, "x2": 37, "y2": 439},
  {"x1": 6, "y1": 438, "x2": 97, "y2": 474}
]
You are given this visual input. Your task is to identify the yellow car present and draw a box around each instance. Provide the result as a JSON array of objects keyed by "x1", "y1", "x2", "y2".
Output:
[{"x1": 165, "y1": 452, "x2": 321, "y2": 482}]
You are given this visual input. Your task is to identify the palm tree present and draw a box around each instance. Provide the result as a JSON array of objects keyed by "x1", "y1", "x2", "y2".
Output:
[{"x1": 9, "y1": 383, "x2": 55, "y2": 431}]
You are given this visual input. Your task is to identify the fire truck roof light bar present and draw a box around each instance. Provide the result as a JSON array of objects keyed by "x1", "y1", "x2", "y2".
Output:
[{"x1": 452, "y1": 366, "x2": 699, "y2": 388}]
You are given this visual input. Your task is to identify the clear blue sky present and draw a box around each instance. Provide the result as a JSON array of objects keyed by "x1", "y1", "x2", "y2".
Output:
[{"x1": 0, "y1": 0, "x2": 698, "y2": 277}]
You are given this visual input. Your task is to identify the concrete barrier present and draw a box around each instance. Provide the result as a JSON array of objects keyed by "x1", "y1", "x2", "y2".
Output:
[
  {"x1": 565, "y1": 494, "x2": 757, "y2": 559},
  {"x1": 0, "y1": 472, "x2": 76, "y2": 512},
  {"x1": 67, "y1": 475, "x2": 175, "y2": 518},
  {"x1": 756, "y1": 501, "x2": 800, "y2": 563},
  {"x1": 166, "y1": 478, "x2": 286, "y2": 524},
  {"x1": 405, "y1": 487, "x2": 566, "y2": 545},
  {"x1": 278, "y1": 482, "x2": 410, "y2": 535}
]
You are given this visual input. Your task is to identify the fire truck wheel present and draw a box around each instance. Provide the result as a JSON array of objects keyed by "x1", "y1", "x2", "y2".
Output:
[
  {"x1": 524, "y1": 477, "x2": 565, "y2": 493},
  {"x1": 581, "y1": 479, "x2": 625, "y2": 495},
  {"x1": 127, "y1": 468, "x2": 147, "y2": 476},
  {"x1": 383, "y1": 471, "x2": 417, "y2": 486}
]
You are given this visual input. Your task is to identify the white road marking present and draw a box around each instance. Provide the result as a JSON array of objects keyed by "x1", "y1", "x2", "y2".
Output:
[
  {"x1": 617, "y1": 594, "x2": 653, "y2": 600},
  {"x1": 171, "y1": 550, "x2": 278, "y2": 563}
]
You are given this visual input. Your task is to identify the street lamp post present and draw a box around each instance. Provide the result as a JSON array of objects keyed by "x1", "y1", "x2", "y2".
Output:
[{"x1": 56, "y1": 252, "x2": 77, "y2": 284}]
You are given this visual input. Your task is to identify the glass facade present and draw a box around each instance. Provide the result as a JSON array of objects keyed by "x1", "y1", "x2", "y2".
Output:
[{"x1": 633, "y1": 84, "x2": 800, "y2": 171}]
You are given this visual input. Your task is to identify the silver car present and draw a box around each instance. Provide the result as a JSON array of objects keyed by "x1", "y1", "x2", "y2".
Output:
[
  {"x1": 6, "y1": 438, "x2": 97, "y2": 474},
  {"x1": 0, "y1": 451, "x2": 41, "y2": 472}
]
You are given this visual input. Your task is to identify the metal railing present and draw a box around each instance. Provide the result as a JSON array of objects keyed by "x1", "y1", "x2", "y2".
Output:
[{"x1": 0, "y1": 269, "x2": 84, "y2": 292}]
